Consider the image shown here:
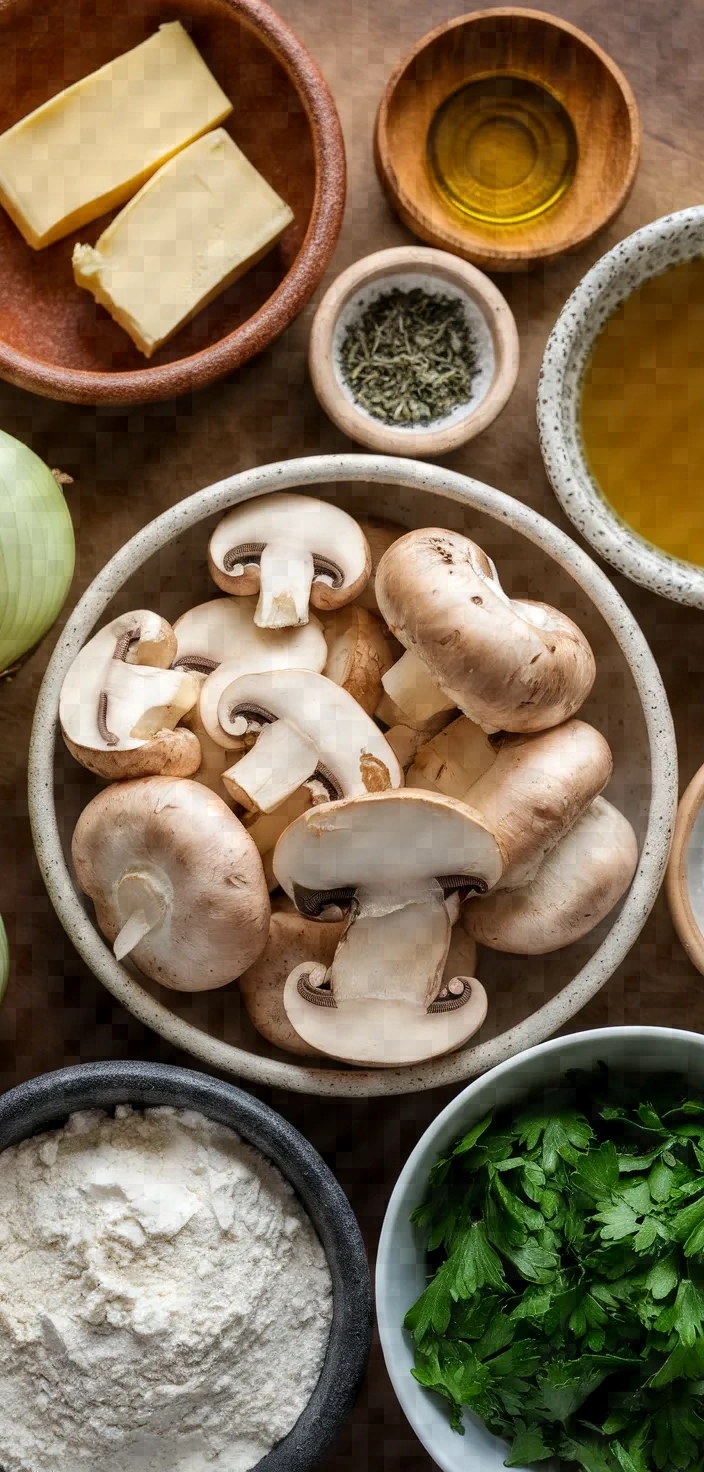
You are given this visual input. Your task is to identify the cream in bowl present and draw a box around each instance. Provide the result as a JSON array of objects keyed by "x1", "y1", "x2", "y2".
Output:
[
  {"x1": 539, "y1": 206, "x2": 704, "y2": 605},
  {"x1": 308, "y1": 246, "x2": 519, "y2": 457}
]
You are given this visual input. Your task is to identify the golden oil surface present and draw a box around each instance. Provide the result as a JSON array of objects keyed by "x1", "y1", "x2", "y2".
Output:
[
  {"x1": 581, "y1": 256, "x2": 704, "y2": 566},
  {"x1": 427, "y1": 75, "x2": 577, "y2": 226}
]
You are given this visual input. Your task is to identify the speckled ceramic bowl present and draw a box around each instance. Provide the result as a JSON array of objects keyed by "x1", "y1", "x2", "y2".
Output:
[
  {"x1": 539, "y1": 207, "x2": 704, "y2": 605},
  {"x1": 28, "y1": 454, "x2": 677, "y2": 1097},
  {"x1": 0, "y1": 1059, "x2": 372, "y2": 1471}
]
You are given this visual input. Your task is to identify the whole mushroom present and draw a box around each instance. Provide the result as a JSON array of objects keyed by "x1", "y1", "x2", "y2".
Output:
[
  {"x1": 464, "y1": 796, "x2": 638, "y2": 954},
  {"x1": 208, "y1": 493, "x2": 371, "y2": 628},
  {"x1": 272, "y1": 789, "x2": 503, "y2": 1066},
  {"x1": 409, "y1": 718, "x2": 613, "y2": 889},
  {"x1": 72, "y1": 777, "x2": 270, "y2": 990},
  {"x1": 60, "y1": 610, "x2": 200, "y2": 780},
  {"x1": 376, "y1": 529, "x2": 596, "y2": 733}
]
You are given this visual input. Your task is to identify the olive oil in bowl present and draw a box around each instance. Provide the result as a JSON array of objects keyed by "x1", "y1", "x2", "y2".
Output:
[
  {"x1": 581, "y1": 256, "x2": 704, "y2": 565},
  {"x1": 427, "y1": 75, "x2": 577, "y2": 227}
]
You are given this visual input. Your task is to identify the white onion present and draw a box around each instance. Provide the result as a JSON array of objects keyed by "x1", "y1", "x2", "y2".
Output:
[
  {"x1": 0, "y1": 430, "x2": 75, "y2": 674},
  {"x1": 0, "y1": 917, "x2": 8, "y2": 1003}
]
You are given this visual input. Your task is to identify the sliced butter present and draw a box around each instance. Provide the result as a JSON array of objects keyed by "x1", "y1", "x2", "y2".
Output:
[
  {"x1": 72, "y1": 129, "x2": 294, "y2": 358},
  {"x1": 0, "y1": 23, "x2": 232, "y2": 249}
]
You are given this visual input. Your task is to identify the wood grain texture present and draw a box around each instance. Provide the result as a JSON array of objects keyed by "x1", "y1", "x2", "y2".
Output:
[
  {"x1": 0, "y1": 0, "x2": 703, "y2": 1465},
  {"x1": 374, "y1": 8, "x2": 641, "y2": 270}
]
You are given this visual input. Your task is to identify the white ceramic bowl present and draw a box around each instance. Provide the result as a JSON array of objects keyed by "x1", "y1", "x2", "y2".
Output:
[
  {"x1": 376, "y1": 1025, "x2": 704, "y2": 1471},
  {"x1": 539, "y1": 206, "x2": 704, "y2": 605},
  {"x1": 28, "y1": 454, "x2": 676, "y2": 1097},
  {"x1": 308, "y1": 247, "x2": 519, "y2": 457}
]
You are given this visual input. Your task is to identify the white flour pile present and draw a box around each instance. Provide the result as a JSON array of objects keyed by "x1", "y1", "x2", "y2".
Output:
[{"x1": 0, "y1": 1106, "x2": 333, "y2": 1472}]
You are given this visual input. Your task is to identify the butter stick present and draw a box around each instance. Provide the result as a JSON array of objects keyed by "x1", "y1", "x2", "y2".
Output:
[
  {"x1": 0, "y1": 23, "x2": 232, "y2": 249},
  {"x1": 72, "y1": 129, "x2": 294, "y2": 358}
]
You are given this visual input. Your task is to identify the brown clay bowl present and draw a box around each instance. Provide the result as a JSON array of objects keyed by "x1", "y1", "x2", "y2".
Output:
[
  {"x1": 666, "y1": 764, "x2": 704, "y2": 978},
  {"x1": 0, "y1": 0, "x2": 345, "y2": 404},
  {"x1": 374, "y1": 8, "x2": 640, "y2": 272}
]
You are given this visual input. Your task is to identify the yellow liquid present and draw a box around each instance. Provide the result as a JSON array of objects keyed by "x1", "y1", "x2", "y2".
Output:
[
  {"x1": 427, "y1": 75, "x2": 577, "y2": 226},
  {"x1": 581, "y1": 257, "x2": 704, "y2": 566}
]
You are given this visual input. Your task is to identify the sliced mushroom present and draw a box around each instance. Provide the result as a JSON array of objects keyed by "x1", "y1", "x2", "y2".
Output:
[
  {"x1": 218, "y1": 669, "x2": 403, "y2": 814},
  {"x1": 408, "y1": 718, "x2": 613, "y2": 889},
  {"x1": 238, "y1": 899, "x2": 344, "y2": 1056},
  {"x1": 376, "y1": 648, "x2": 457, "y2": 729},
  {"x1": 177, "y1": 672, "x2": 235, "y2": 803},
  {"x1": 272, "y1": 789, "x2": 503, "y2": 1066},
  {"x1": 355, "y1": 517, "x2": 405, "y2": 615},
  {"x1": 464, "y1": 796, "x2": 638, "y2": 954},
  {"x1": 375, "y1": 528, "x2": 596, "y2": 733},
  {"x1": 406, "y1": 716, "x2": 496, "y2": 795},
  {"x1": 208, "y1": 493, "x2": 371, "y2": 628},
  {"x1": 197, "y1": 617, "x2": 327, "y2": 750},
  {"x1": 60, "y1": 610, "x2": 200, "y2": 779},
  {"x1": 72, "y1": 777, "x2": 270, "y2": 990},
  {"x1": 238, "y1": 897, "x2": 480, "y2": 1059},
  {"x1": 321, "y1": 605, "x2": 397, "y2": 714},
  {"x1": 243, "y1": 788, "x2": 313, "y2": 890}
]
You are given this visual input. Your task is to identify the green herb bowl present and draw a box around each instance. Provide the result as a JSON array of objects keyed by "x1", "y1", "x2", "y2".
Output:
[
  {"x1": 308, "y1": 246, "x2": 519, "y2": 457},
  {"x1": 376, "y1": 1025, "x2": 704, "y2": 1470}
]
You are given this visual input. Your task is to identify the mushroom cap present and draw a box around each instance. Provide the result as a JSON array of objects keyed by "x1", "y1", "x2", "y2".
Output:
[
  {"x1": 173, "y1": 596, "x2": 326, "y2": 675},
  {"x1": 198, "y1": 619, "x2": 327, "y2": 749},
  {"x1": 321, "y1": 605, "x2": 397, "y2": 714},
  {"x1": 282, "y1": 954, "x2": 487, "y2": 1067},
  {"x1": 208, "y1": 492, "x2": 371, "y2": 609},
  {"x1": 217, "y1": 668, "x2": 403, "y2": 804},
  {"x1": 72, "y1": 777, "x2": 270, "y2": 990},
  {"x1": 464, "y1": 719, "x2": 613, "y2": 887},
  {"x1": 465, "y1": 796, "x2": 638, "y2": 954},
  {"x1": 375, "y1": 528, "x2": 596, "y2": 733},
  {"x1": 238, "y1": 903, "x2": 344, "y2": 1056},
  {"x1": 273, "y1": 788, "x2": 505, "y2": 900},
  {"x1": 64, "y1": 727, "x2": 201, "y2": 781}
]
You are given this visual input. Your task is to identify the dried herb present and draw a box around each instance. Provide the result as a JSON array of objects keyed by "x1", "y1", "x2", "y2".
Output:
[
  {"x1": 405, "y1": 1069, "x2": 704, "y2": 1471},
  {"x1": 338, "y1": 288, "x2": 478, "y2": 426}
]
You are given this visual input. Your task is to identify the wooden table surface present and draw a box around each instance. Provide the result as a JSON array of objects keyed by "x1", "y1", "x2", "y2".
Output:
[{"x1": 1, "y1": 0, "x2": 703, "y2": 1465}]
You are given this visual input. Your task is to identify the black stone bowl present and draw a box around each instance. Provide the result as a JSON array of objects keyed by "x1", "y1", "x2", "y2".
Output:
[{"x1": 0, "y1": 1060, "x2": 372, "y2": 1471}]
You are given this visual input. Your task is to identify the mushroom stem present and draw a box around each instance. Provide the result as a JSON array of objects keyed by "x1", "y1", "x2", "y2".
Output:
[
  {"x1": 112, "y1": 870, "x2": 169, "y2": 960},
  {"x1": 255, "y1": 542, "x2": 315, "y2": 629},
  {"x1": 331, "y1": 893, "x2": 452, "y2": 1007},
  {"x1": 113, "y1": 909, "x2": 155, "y2": 961},
  {"x1": 222, "y1": 718, "x2": 320, "y2": 812},
  {"x1": 377, "y1": 649, "x2": 456, "y2": 728}
]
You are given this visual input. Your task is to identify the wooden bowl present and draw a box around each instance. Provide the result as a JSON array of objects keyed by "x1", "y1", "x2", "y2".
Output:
[
  {"x1": 0, "y1": 0, "x2": 345, "y2": 405},
  {"x1": 666, "y1": 764, "x2": 704, "y2": 976},
  {"x1": 307, "y1": 246, "x2": 519, "y2": 457},
  {"x1": 28, "y1": 454, "x2": 676, "y2": 1097},
  {"x1": 374, "y1": 8, "x2": 640, "y2": 272}
]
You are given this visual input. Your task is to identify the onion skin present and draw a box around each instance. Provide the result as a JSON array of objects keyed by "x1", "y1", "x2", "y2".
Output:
[
  {"x1": 0, "y1": 917, "x2": 8, "y2": 1004},
  {"x1": 0, "y1": 431, "x2": 75, "y2": 673}
]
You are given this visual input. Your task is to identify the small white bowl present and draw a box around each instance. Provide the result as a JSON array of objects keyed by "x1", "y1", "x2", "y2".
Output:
[
  {"x1": 308, "y1": 246, "x2": 519, "y2": 457},
  {"x1": 539, "y1": 206, "x2": 704, "y2": 606},
  {"x1": 377, "y1": 1025, "x2": 704, "y2": 1471}
]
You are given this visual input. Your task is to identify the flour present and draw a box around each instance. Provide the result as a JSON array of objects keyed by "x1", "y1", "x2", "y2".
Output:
[{"x1": 0, "y1": 1106, "x2": 333, "y2": 1472}]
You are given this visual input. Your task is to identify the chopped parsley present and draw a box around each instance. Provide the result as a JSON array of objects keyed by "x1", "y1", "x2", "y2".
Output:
[{"x1": 405, "y1": 1071, "x2": 704, "y2": 1471}]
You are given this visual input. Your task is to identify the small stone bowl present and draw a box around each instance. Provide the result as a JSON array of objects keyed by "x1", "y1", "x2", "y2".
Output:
[
  {"x1": 539, "y1": 206, "x2": 704, "y2": 605},
  {"x1": 308, "y1": 246, "x2": 519, "y2": 456},
  {"x1": 0, "y1": 1059, "x2": 373, "y2": 1471},
  {"x1": 666, "y1": 763, "x2": 704, "y2": 978}
]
